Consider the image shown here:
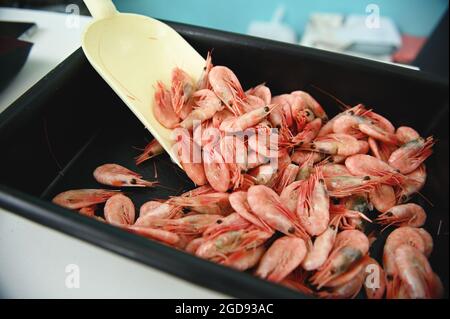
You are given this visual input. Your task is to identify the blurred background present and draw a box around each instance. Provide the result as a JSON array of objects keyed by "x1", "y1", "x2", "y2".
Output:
[{"x1": 1, "y1": 0, "x2": 449, "y2": 72}]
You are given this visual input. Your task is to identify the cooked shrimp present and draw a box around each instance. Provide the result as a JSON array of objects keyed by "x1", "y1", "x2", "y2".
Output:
[
  {"x1": 174, "y1": 129, "x2": 208, "y2": 186},
  {"x1": 197, "y1": 51, "x2": 213, "y2": 90},
  {"x1": 136, "y1": 201, "x2": 181, "y2": 225},
  {"x1": 179, "y1": 89, "x2": 224, "y2": 129},
  {"x1": 246, "y1": 84, "x2": 272, "y2": 105},
  {"x1": 396, "y1": 126, "x2": 420, "y2": 145},
  {"x1": 129, "y1": 226, "x2": 180, "y2": 246},
  {"x1": 310, "y1": 230, "x2": 369, "y2": 288},
  {"x1": 153, "y1": 81, "x2": 180, "y2": 129},
  {"x1": 168, "y1": 192, "x2": 230, "y2": 216},
  {"x1": 203, "y1": 213, "x2": 251, "y2": 239},
  {"x1": 291, "y1": 91, "x2": 328, "y2": 122},
  {"x1": 256, "y1": 237, "x2": 307, "y2": 283},
  {"x1": 185, "y1": 237, "x2": 206, "y2": 254},
  {"x1": 157, "y1": 214, "x2": 224, "y2": 235},
  {"x1": 302, "y1": 223, "x2": 338, "y2": 271},
  {"x1": 288, "y1": 118, "x2": 322, "y2": 147},
  {"x1": 208, "y1": 66, "x2": 246, "y2": 116},
  {"x1": 305, "y1": 134, "x2": 365, "y2": 157},
  {"x1": 377, "y1": 203, "x2": 427, "y2": 229},
  {"x1": 247, "y1": 130, "x2": 280, "y2": 158},
  {"x1": 369, "y1": 184, "x2": 396, "y2": 213},
  {"x1": 94, "y1": 164, "x2": 156, "y2": 188},
  {"x1": 368, "y1": 137, "x2": 397, "y2": 163},
  {"x1": 396, "y1": 164, "x2": 427, "y2": 203},
  {"x1": 104, "y1": 194, "x2": 135, "y2": 227},
  {"x1": 52, "y1": 189, "x2": 119, "y2": 210},
  {"x1": 222, "y1": 246, "x2": 266, "y2": 271},
  {"x1": 247, "y1": 185, "x2": 308, "y2": 239},
  {"x1": 171, "y1": 67, "x2": 195, "y2": 119},
  {"x1": 203, "y1": 143, "x2": 231, "y2": 192},
  {"x1": 297, "y1": 170, "x2": 330, "y2": 236},
  {"x1": 219, "y1": 106, "x2": 272, "y2": 133},
  {"x1": 388, "y1": 137, "x2": 434, "y2": 174},
  {"x1": 345, "y1": 154, "x2": 404, "y2": 185},
  {"x1": 229, "y1": 191, "x2": 271, "y2": 232},
  {"x1": 279, "y1": 181, "x2": 302, "y2": 214},
  {"x1": 79, "y1": 205, "x2": 97, "y2": 217}
]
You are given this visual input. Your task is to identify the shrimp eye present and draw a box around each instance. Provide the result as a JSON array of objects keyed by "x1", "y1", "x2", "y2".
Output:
[
  {"x1": 386, "y1": 212, "x2": 394, "y2": 217},
  {"x1": 386, "y1": 275, "x2": 394, "y2": 281},
  {"x1": 182, "y1": 208, "x2": 190, "y2": 215},
  {"x1": 364, "y1": 176, "x2": 371, "y2": 181},
  {"x1": 264, "y1": 106, "x2": 270, "y2": 113},
  {"x1": 401, "y1": 195, "x2": 408, "y2": 202},
  {"x1": 203, "y1": 66, "x2": 207, "y2": 71},
  {"x1": 130, "y1": 179, "x2": 137, "y2": 185},
  {"x1": 348, "y1": 111, "x2": 355, "y2": 116},
  {"x1": 288, "y1": 227, "x2": 295, "y2": 234},
  {"x1": 310, "y1": 144, "x2": 316, "y2": 150},
  {"x1": 305, "y1": 110, "x2": 311, "y2": 117},
  {"x1": 330, "y1": 225, "x2": 336, "y2": 230},
  {"x1": 332, "y1": 198, "x2": 340, "y2": 205},
  {"x1": 319, "y1": 179, "x2": 325, "y2": 184},
  {"x1": 217, "y1": 219, "x2": 223, "y2": 224}
]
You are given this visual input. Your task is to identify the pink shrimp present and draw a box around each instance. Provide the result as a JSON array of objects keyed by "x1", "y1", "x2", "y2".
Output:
[
  {"x1": 368, "y1": 137, "x2": 397, "y2": 163},
  {"x1": 279, "y1": 181, "x2": 302, "y2": 214},
  {"x1": 388, "y1": 137, "x2": 435, "y2": 174},
  {"x1": 155, "y1": 214, "x2": 224, "y2": 236},
  {"x1": 197, "y1": 51, "x2": 213, "y2": 90},
  {"x1": 129, "y1": 226, "x2": 180, "y2": 246},
  {"x1": 291, "y1": 151, "x2": 327, "y2": 166},
  {"x1": 246, "y1": 84, "x2": 272, "y2": 105},
  {"x1": 104, "y1": 194, "x2": 135, "y2": 227},
  {"x1": 203, "y1": 213, "x2": 252, "y2": 239},
  {"x1": 222, "y1": 246, "x2": 266, "y2": 271},
  {"x1": 168, "y1": 192, "x2": 231, "y2": 216},
  {"x1": 219, "y1": 106, "x2": 272, "y2": 133},
  {"x1": 135, "y1": 139, "x2": 164, "y2": 165},
  {"x1": 396, "y1": 164, "x2": 427, "y2": 203},
  {"x1": 291, "y1": 91, "x2": 328, "y2": 122},
  {"x1": 171, "y1": 67, "x2": 195, "y2": 119},
  {"x1": 345, "y1": 154, "x2": 405, "y2": 185},
  {"x1": 394, "y1": 245, "x2": 442, "y2": 299},
  {"x1": 93, "y1": 164, "x2": 156, "y2": 188},
  {"x1": 369, "y1": 184, "x2": 396, "y2": 213},
  {"x1": 396, "y1": 126, "x2": 421, "y2": 145},
  {"x1": 297, "y1": 170, "x2": 330, "y2": 236},
  {"x1": 288, "y1": 118, "x2": 322, "y2": 147},
  {"x1": 247, "y1": 130, "x2": 280, "y2": 158},
  {"x1": 229, "y1": 191, "x2": 271, "y2": 232},
  {"x1": 179, "y1": 89, "x2": 224, "y2": 129},
  {"x1": 302, "y1": 222, "x2": 338, "y2": 271},
  {"x1": 376, "y1": 203, "x2": 427, "y2": 229},
  {"x1": 273, "y1": 164, "x2": 300, "y2": 194},
  {"x1": 305, "y1": 134, "x2": 366, "y2": 157},
  {"x1": 195, "y1": 229, "x2": 271, "y2": 261},
  {"x1": 79, "y1": 205, "x2": 97, "y2": 217},
  {"x1": 325, "y1": 175, "x2": 381, "y2": 198},
  {"x1": 173, "y1": 129, "x2": 208, "y2": 186},
  {"x1": 185, "y1": 237, "x2": 206, "y2": 254},
  {"x1": 208, "y1": 66, "x2": 246, "y2": 116},
  {"x1": 310, "y1": 230, "x2": 369, "y2": 289},
  {"x1": 317, "y1": 267, "x2": 366, "y2": 299},
  {"x1": 153, "y1": 81, "x2": 180, "y2": 129},
  {"x1": 256, "y1": 237, "x2": 307, "y2": 283},
  {"x1": 364, "y1": 257, "x2": 387, "y2": 299},
  {"x1": 52, "y1": 189, "x2": 119, "y2": 210},
  {"x1": 203, "y1": 143, "x2": 231, "y2": 192},
  {"x1": 135, "y1": 202, "x2": 181, "y2": 227},
  {"x1": 247, "y1": 185, "x2": 308, "y2": 239}
]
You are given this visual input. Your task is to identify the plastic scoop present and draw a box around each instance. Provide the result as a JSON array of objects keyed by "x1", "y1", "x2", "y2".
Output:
[{"x1": 82, "y1": 0, "x2": 205, "y2": 166}]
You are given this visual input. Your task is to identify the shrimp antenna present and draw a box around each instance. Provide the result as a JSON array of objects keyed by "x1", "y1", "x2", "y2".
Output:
[{"x1": 310, "y1": 85, "x2": 349, "y2": 111}]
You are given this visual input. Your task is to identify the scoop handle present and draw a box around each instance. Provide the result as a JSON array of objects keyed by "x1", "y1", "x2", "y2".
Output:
[{"x1": 84, "y1": 0, "x2": 118, "y2": 20}]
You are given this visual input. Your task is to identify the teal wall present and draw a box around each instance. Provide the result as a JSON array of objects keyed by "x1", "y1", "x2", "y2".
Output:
[{"x1": 113, "y1": 0, "x2": 448, "y2": 37}]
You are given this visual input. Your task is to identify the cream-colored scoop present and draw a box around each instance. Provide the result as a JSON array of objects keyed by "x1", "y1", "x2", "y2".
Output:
[{"x1": 82, "y1": 0, "x2": 205, "y2": 166}]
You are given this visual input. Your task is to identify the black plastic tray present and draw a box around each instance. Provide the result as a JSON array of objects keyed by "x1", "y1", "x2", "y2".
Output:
[{"x1": 0, "y1": 21, "x2": 448, "y2": 298}]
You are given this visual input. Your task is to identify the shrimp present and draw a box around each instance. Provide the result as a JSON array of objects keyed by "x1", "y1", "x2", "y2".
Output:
[
  {"x1": 247, "y1": 130, "x2": 280, "y2": 158},
  {"x1": 208, "y1": 66, "x2": 246, "y2": 116},
  {"x1": 129, "y1": 226, "x2": 180, "y2": 246},
  {"x1": 247, "y1": 185, "x2": 308, "y2": 239},
  {"x1": 364, "y1": 257, "x2": 386, "y2": 299},
  {"x1": 302, "y1": 223, "x2": 338, "y2": 271},
  {"x1": 79, "y1": 205, "x2": 97, "y2": 217},
  {"x1": 156, "y1": 214, "x2": 224, "y2": 235},
  {"x1": 153, "y1": 81, "x2": 180, "y2": 129},
  {"x1": 291, "y1": 91, "x2": 328, "y2": 122},
  {"x1": 317, "y1": 268, "x2": 365, "y2": 299},
  {"x1": 291, "y1": 151, "x2": 327, "y2": 166},
  {"x1": 414, "y1": 228, "x2": 434, "y2": 257},
  {"x1": 288, "y1": 118, "x2": 322, "y2": 147},
  {"x1": 368, "y1": 137, "x2": 397, "y2": 163},
  {"x1": 256, "y1": 237, "x2": 307, "y2": 283},
  {"x1": 345, "y1": 154, "x2": 404, "y2": 185},
  {"x1": 321, "y1": 164, "x2": 352, "y2": 178},
  {"x1": 394, "y1": 245, "x2": 441, "y2": 299},
  {"x1": 310, "y1": 230, "x2": 369, "y2": 289},
  {"x1": 52, "y1": 189, "x2": 119, "y2": 210},
  {"x1": 220, "y1": 135, "x2": 248, "y2": 187},
  {"x1": 171, "y1": 72, "x2": 194, "y2": 120},
  {"x1": 173, "y1": 129, "x2": 208, "y2": 186},
  {"x1": 212, "y1": 109, "x2": 234, "y2": 129},
  {"x1": 222, "y1": 246, "x2": 266, "y2": 271},
  {"x1": 297, "y1": 170, "x2": 330, "y2": 236},
  {"x1": 104, "y1": 194, "x2": 135, "y2": 227},
  {"x1": 325, "y1": 175, "x2": 381, "y2": 198},
  {"x1": 388, "y1": 137, "x2": 434, "y2": 174},
  {"x1": 305, "y1": 134, "x2": 366, "y2": 157},
  {"x1": 185, "y1": 237, "x2": 206, "y2": 254},
  {"x1": 273, "y1": 164, "x2": 300, "y2": 194},
  {"x1": 396, "y1": 164, "x2": 427, "y2": 203},
  {"x1": 93, "y1": 164, "x2": 156, "y2": 187},
  {"x1": 136, "y1": 201, "x2": 181, "y2": 225},
  {"x1": 369, "y1": 184, "x2": 396, "y2": 213},
  {"x1": 203, "y1": 213, "x2": 252, "y2": 238},
  {"x1": 376, "y1": 203, "x2": 427, "y2": 229},
  {"x1": 219, "y1": 106, "x2": 272, "y2": 133},
  {"x1": 396, "y1": 126, "x2": 420, "y2": 145},
  {"x1": 135, "y1": 139, "x2": 164, "y2": 165},
  {"x1": 246, "y1": 84, "x2": 272, "y2": 105},
  {"x1": 203, "y1": 143, "x2": 231, "y2": 192},
  {"x1": 168, "y1": 192, "x2": 231, "y2": 216},
  {"x1": 229, "y1": 192, "x2": 271, "y2": 232},
  {"x1": 280, "y1": 181, "x2": 303, "y2": 214},
  {"x1": 246, "y1": 151, "x2": 270, "y2": 170},
  {"x1": 179, "y1": 89, "x2": 224, "y2": 129},
  {"x1": 195, "y1": 229, "x2": 271, "y2": 261}
]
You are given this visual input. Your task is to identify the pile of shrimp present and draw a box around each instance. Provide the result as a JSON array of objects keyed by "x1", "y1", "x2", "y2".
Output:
[{"x1": 52, "y1": 54, "x2": 443, "y2": 299}]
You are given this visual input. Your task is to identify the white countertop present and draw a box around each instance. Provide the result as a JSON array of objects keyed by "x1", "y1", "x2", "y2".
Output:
[{"x1": 0, "y1": 7, "x2": 226, "y2": 299}]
